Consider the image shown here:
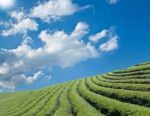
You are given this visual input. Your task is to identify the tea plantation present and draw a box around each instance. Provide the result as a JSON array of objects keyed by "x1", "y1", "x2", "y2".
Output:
[{"x1": 0, "y1": 62, "x2": 150, "y2": 116}]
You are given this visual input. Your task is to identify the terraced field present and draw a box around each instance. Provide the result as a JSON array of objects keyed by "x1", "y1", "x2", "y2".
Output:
[{"x1": 0, "y1": 62, "x2": 150, "y2": 116}]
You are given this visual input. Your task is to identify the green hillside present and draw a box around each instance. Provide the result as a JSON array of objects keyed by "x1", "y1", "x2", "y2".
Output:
[{"x1": 0, "y1": 62, "x2": 150, "y2": 116}]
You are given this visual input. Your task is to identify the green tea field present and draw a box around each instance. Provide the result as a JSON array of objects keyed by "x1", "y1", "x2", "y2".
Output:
[{"x1": 0, "y1": 62, "x2": 150, "y2": 116}]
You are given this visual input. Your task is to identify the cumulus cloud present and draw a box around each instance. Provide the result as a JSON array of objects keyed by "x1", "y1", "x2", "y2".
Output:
[
  {"x1": 0, "y1": 22, "x2": 99, "y2": 90},
  {"x1": 1, "y1": 18, "x2": 38, "y2": 37},
  {"x1": 89, "y1": 29, "x2": 108, "y2": 42},
  {"x1": 89, "y1": 27, "x2": 119, "y2": 52},
  {"x1": 21, "y1": 71, "x2": 44, "y2": 84},
  {"x1": 71, "y1": 22, "x2": 89, "y2": 39},
  {"x1": 30, "y1": 0, "x2": 88, "y2": 22},
  {"x1": 0, "y1": 21, "x2": 119, "y2": 90},
  {"x1": 100, "y1": 35, "x2": 118, "y2": 52},
  {"x1": 9, "y1": 10, "x2": 26, "y2": 21},
  {"x1": 0, "y1": 0, "x2": 88, "y2": 37},
  {"x1": 0, "y1": 71, "x2": 44, "y2": 90},
  {"x1": 107, "y1": 0, "x2": 119, "y2": 5},
  {"x1": 0, "y1": 0, "x2": 120, "y2": 91}
]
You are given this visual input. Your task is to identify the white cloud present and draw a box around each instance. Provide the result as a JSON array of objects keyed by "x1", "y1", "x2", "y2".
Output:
[
  {"x1": 107, "y1": 0, "x2": 119, "y2": 5},
  {"x1": 100, "y1": 35, "x2": 118, "y2": 52},
  {"x1": 0, "y1": 63, "x2": 9, "y2": 75},
  {"x1": 22, "y1": 71, "x2": 44, "y2": 84},
  {"x1": 14, "y1": 18, "x2": 38, "y2": 31},
  {"x1": 9, "y1": 10, "x2": 25, "y2": 21},
  {"x1": 0, "y1": 71, "x2": 44, "y2": 90},
  {"x1": 30, "y1": 0, "x2": 87, "y2": 22},
  {"x1": 0, "y1": 22, "x2": 99, "y2": 90},
  {"x1": 89, "y1": 27, "x2": 119, "y2": 52},
  {"x1": 0, "y1": 81, "x2": 15, "y2": 90},
  {"x1": 1, "y1": 18, "x2": 38, "y2": 37},
  {"x1": 0, "y1": 22, "x2": 119, "y2": 90},
  {"x1": 89, "y1": 29, "x2": 108, "y2": 42},
  {"x1": 0, "y1": 0, "x2": 120, "y2": 91},
  {"x1": 0, "y1": 21, "x2": 11, "y2": 28},
  {"x1": 0, "y1": 0, "x2": 89, "y2": 37},
  {"x1": 71, "y1": 22, "x2": 89, "y2": 39}
]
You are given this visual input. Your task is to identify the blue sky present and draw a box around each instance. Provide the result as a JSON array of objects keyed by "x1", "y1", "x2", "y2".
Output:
[{"x1": 0, "y1": 0, "x2": 150, "y2": 91}]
